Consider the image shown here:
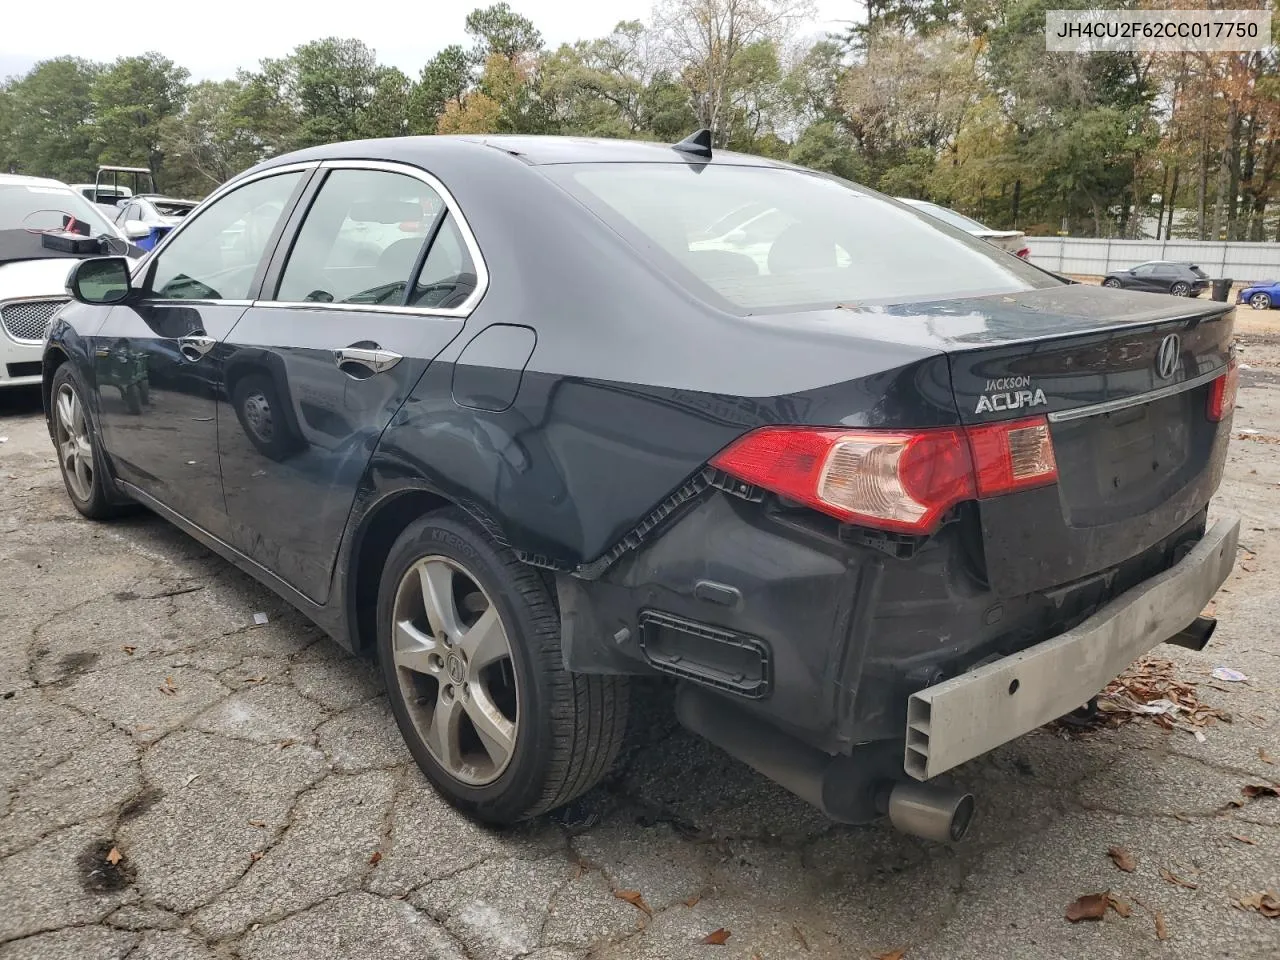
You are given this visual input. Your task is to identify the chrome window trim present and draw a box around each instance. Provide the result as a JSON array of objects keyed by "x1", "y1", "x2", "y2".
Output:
[
  {"x1": 127, "y1": 162, "x2": 322, "y2": 283},
  {"x1": 1047, "y1": 367, "x2": 1224, "y2": 423},
  {"x1": 257, "y1": 158, "x2": 489, "y2": 320}
]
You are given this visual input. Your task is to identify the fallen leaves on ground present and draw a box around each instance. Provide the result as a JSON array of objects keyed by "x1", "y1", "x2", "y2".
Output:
[
  {"x1": 615, "y1": 890, "x2": 653, "y2": 917},
  {"x1": 248, "y1": 820, "x2": 266, "y2": 828},
  {"x1": 700, "y1": 928, "x2": 731, "y2": 945},
  {"x1": 1065, "y1": 893, "x2": 1110, "y2": 922},
  {"x1": 105, "y1": 847, "x2": 122, "y2": 865},
  {"x1": 683, "y1": 894, "x2": 701, "y2": 908},
  {"x1": 1107, "y1": 893, "x2": 1132, "y2": 917},
  {"x1": 158, "y1": 676, "x2": 178, "y2": 697},
  {"x1": 792, "y1": 923, "x2": 809, "y2": 950},
  {"x1": 1231, "y1": 834, "x2": 1257, "y2": 845},
  {"x1": 1243, "y1": 783, "x2": 1280, "y2": 800},
  {"x1": 249, "y1": 851, "x2": 264, "y2": 863},
  {"x1": 122, "y1": 646, "x2": 136, "y2": 655},
  {"x1": 1262, "y1": 748, "x2": 1275, "y2": 764},
  {"x1": 1154, "y1": 910, "x2": 1170, "y2": 940},
  {"x1": 1160, "y1": 868, "x2": 1199, "y2": 890},
  {"x1": 368, "y1": 851, "x2": 382, "y2": 866},
  {"x1": 874, "y1": 951, "x2": 906, "y2": 960},
  {"x1": 1235, "y1": 891, "x2": 1280, "y2": 918},
  {"x1": 278, "y1": 738, "x2": 297, "y2": 750},
  {"x1": 1108, "y1": 845, "x2": 1137, "y2": 872},
  {"x1": 1050, "y1": 656, "x2": 1228, "y2": 739}
]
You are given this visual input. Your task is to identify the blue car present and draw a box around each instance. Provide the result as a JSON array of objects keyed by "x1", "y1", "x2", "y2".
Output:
[{"x1": 1239, "y1": 279, "x2": 1279, "y2": 311}]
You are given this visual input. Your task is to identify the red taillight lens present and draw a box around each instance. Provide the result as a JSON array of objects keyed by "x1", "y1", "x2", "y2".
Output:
[
  {"x1": 966, "y1": 416, "x2": 1058, "y2": 496},
  {"x1": 1016, "y1": 247, "x2": 1031, "y2": 260},
  {"x1": 709, "y1": 416, "x2": 1058, "y2": 534},
  {"x1": 1207, "y1": 358, "x2": 1239, "y2": 422}
]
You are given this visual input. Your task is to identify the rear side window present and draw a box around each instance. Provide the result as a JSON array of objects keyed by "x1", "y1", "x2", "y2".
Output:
[
  {"x1": 548, "y1": 163, "x2": 1055, "y2": 314},
  {"x1": 408, "y1": 214, "x2": 477, "y2": 309},
  {"x1": 274, "y1": 168, "x2": 445, "y2": 306}
]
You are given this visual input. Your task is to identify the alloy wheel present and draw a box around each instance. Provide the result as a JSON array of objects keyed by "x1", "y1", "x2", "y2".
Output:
[
  {"x1": 1251, "y1": 293, "x2": 1272, "y2": 310},
  {"x1": 54, "y1": 383, "x2": 94, "y2": 501},
  {"x1": 390, "y1": 555, "x2": 519, "y2": 785},
  {"x1": 1103, "y1": 278, "x2": 1121, "y2": 288},
  {"x1": 1171, "y1": 282, "x2": 1190, "y2": 297}
]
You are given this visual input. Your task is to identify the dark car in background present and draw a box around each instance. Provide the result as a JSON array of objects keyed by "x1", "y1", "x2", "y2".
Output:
[
  {"x1": 42, "y1": 134, "x2": 1240, "y2": 843},
  {"x1": 1103, "y1": 260, "x2": 1210, "y2": 297}
]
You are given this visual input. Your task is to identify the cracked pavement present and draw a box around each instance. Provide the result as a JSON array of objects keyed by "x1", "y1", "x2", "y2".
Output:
[{"x1": 2, "y1": 317, "x2": 1279, "y2": 960}]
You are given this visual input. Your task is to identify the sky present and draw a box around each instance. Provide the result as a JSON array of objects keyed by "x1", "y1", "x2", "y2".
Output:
[{"x1": 2, "y1": 0, "x2": 857, "y2": 81}]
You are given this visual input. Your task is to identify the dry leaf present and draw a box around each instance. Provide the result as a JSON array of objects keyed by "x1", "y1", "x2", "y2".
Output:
[
  {"x1": 683, "y1": 894, "x2": 701, "y2": 908},
  {"x1": 1108, "y1": 845, "x2": 1136, "y2": 872},
  {"x1": 368, "y1": 851, "x2": 382, "y2": 866},
  {"x1": 1242, "y1": 783, "x2": 1280, "y2": 800},
  {"x1": 615, "y1": 889, "x2": 653, "y2": 917},
  {"x1": 1261, "y1": 749, "x2": 1275, "y2": 765},
  {"x1": 1236, "y1": 891, "x2": 1280, "y2": 918},
  {"x1": 1154, "y1": 910, "x2": 1170, "y2": 940},
  {"x1": 1231, "y1": 834, "x2": 1257, "y2": 845},
  {"x1": 279, "y1": 738, "x2": 297, "y2": 750},
  {"x1": 1160, "y1": 868, "x2": 1199, "y2": 890},
  {"x1": 792, "y1": 923, "x2": 809, "y2": 950},
  {"x1": 874, "y1": 951, "x2": 906, "y2": 960},
  {"x1": 250, "y1": 851, "x2": 264, "y2": 863},
  {"x1": 122, "y1": 646, "x2": 136, "y2": 655},
  {"x1": 105, "y1": 847, "x2": 122, "y2": 865},
  {"x1": 1107, "y1": 892, "x2": 1132, "y2": 918},
  {"x1": 700, "y1": 928, "x2": 731, "y2": 945},
  {"x1": 1065, "y1": 893, "x2": 1109, "y2": 922},
  {"x1": 248, "y1": 820, "x2": 267, "y2": 828}
]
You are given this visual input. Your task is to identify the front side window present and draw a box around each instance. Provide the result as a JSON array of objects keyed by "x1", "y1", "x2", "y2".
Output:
[
  {"x1": 549, "y1": 163, "x2": 1055, "y2": 314},
  {"x1": 1131, "y1": 264, "x2": 1157, "y2": 277},
  {"x1": 148, "y1": 172, "x2": 303, "y2": 301},
  {"x1": 274, "y1": 168, "x2": 445, "y2": 306}
]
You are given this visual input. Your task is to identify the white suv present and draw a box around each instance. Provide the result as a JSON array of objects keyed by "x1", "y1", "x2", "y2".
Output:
[{"x1": 0, "y1": 175, "x2": 138, "y2": 389}]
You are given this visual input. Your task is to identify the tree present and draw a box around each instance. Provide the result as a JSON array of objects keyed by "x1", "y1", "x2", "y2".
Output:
[
  {"x1": 4, "y1": 58, "x2": 101, "y2": 182},
  {"x1": 464, "y1": 3, "x2": 543, "y2": 61},
  {"x1": 159, "y1": 79, "x2": 281, "y2": 196},
  {"x1": 652, "y1": 0, "x2": 814, "y2": 146},
  {"x1": 410, "y1": 45, "x2": 474, "y2": 133},
  {"x1": 93, "y1": 53, "x2": 190, "y2": 186}
]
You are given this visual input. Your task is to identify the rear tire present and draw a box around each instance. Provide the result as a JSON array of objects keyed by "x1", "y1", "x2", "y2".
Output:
[
  {"x1": 50, "y1": 364, "x2": 126, "y2": 520},
  {"x1": 1171, "y1": 281, "x2": 1190, "y2": 297},
  {"x1": 377, "y1": 508, "x2": 630, "y2": 824}
]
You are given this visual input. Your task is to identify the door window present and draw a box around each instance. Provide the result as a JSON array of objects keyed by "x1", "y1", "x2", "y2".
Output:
[
  {"x1": 1131, "y1": 264, "x2": 1157, "y2": 277},
  {"x1": 408, "y1": 214, "x2": 477, "y2": 309},
  {"x1": 274, "y1": 168, "x2": 445, "y2": 306},
  {"x1": 147, "y1": 171, "x2": 304, "y2": 301}
]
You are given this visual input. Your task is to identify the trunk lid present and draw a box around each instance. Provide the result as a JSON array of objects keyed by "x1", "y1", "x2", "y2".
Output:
[{"x1": 832, "y1": 284, "x2": 1235, "y2": 597}]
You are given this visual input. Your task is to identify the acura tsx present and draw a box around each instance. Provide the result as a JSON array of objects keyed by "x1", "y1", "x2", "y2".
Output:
[{"x1": 43, "y1": 132, "x2": 1239, "y2": 841}]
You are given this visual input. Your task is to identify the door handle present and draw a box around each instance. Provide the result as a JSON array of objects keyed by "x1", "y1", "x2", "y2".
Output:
[
  {"x1": 334, "y1": 345, "x2": 402, "y2": 378},
  {"x1": 179, "y1": 335, "x2": 217, "y2": 361}
]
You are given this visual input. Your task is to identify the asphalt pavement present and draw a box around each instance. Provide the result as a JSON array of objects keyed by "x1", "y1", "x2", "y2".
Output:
[{"x1": 1, "y1": 319, "x2": 1278, "y2": 960}]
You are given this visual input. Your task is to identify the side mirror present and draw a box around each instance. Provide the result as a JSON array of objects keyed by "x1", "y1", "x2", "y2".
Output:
[
  {"x1": 123, "y1": 220, "x2": 151, "y2": 240},
  {"x1": 68, "y1": 257, "x2": 133, "y2": 305}
]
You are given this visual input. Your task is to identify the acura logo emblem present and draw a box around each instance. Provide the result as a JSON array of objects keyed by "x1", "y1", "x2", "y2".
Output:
[{"x1": 1156, "y1": 334, "x2": 1180, "y2": 380}]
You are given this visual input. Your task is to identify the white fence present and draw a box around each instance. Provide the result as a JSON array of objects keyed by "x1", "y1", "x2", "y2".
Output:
[{"x1": 1026, "y1": 238, "x2": 1280, "y2": 281}]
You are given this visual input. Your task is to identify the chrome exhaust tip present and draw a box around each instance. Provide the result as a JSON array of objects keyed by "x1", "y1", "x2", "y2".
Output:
[{"x1": 886, "y1": 781, "x2": 975, "y2": 842}]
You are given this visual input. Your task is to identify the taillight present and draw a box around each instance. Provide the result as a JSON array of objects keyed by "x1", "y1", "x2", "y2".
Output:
[
  {"x1": 709, "y1": 416, "x2": 1058, "y2": 535},
  {"x1": 966, "y1": 416, "x2": 1058, "y2": 497},
  {"x1": 1207, "y1": 358, "x2": 1239, "y2": 422},
  {"x1": 1016, "y1": 247, "x2": 1031, "y2": 260}
]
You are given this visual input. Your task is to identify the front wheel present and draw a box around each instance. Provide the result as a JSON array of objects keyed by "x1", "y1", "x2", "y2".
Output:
[
  {"x1": 377, "y1": 509, "x2": 629, "y2": 824},
  {"x1": 1251, "y1": 292, "x2": 1273, "y2": 310},
  {"x1": 1103, "y1": 278, "x2": 1122, "y2": 288},
  {"x1": 1171, "y1": 281, "x2": 1191, "y2": 297},
  {"x1": 50, "y1": 364, "x2": 125, "y2": 520}
]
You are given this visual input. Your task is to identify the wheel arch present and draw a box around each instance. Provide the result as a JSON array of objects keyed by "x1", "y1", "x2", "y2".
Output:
[
  {"x1": 344, "y1": 484, "x2": 521, "y2": 655},
  {"x1": 41, "y1": 345, "x2": 70, "y2": 432}
]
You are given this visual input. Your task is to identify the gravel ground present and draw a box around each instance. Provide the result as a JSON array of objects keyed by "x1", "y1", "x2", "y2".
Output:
[{"x1": 1, "y1": 310, "x2": 1278, "y2": 960}]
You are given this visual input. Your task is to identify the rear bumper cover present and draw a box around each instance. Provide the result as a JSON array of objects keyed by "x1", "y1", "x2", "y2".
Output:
[{"x1": 904, "y1": 514, "x2": 1239, "y2": 780}]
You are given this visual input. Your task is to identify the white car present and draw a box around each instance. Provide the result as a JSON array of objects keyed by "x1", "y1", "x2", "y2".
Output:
[
  {"x1": 898, "y1": 198, "x2": 1030, "y2": 260},
  {"x1": 0, "y1": 175, "x2": 139, "y2": 389}
]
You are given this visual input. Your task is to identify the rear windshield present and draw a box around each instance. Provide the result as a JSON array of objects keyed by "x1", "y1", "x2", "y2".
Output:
[
  {"x1": 153, "y1": 200, "x2": 195, "y2": 217},
  {"x1": 548, "y1": 163, "x2": 1056, "y2": 314},
  {"x1": 0, "y1": 184, "x2": 121, "y2": 237}
]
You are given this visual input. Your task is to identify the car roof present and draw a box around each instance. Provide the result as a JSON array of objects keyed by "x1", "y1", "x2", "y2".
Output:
[
  {"x1": 0, "y1": 173, "x2": 73, "y2": 190},
  {"x1": 134, "y1": 194, "x2": 196, "y2": 203},
  {"x1": 257, "y1": 134, "x2": 794, "y2": 171}
]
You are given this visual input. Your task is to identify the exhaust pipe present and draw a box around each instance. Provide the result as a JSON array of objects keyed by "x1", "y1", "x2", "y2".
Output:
[
  {"x1": 1165, "y1": 615, "x2": 1216, "y2": 651},
  {"x1": 674, "y1": 685, "x2": 976, "y2": 839},
  {"x1": 884, "y1": 781, "x2": 975, "y2": 843}
]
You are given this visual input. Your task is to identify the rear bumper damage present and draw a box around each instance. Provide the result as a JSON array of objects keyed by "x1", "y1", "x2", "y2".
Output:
[{"x1": 904, "y1": 514, "x2": 1239, "y2": 780}]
